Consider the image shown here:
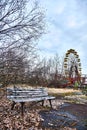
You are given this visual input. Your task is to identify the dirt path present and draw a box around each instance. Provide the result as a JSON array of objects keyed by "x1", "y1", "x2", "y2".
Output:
[
  {"x1": 39, "y1": 100, "x2": 87, "y2": 130},
  {"x1": 60, "y1": 102, "x2": 87, "y2": 120}
]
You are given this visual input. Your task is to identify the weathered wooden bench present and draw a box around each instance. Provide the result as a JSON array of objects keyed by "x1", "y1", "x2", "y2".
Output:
[{"x1": 7, "y1": 87, "x2": 55, "y2": 115}]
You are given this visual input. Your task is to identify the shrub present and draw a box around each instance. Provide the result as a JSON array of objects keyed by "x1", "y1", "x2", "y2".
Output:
[{"x1": 82, "y1": 86, "x2": 87, "y2": 96}]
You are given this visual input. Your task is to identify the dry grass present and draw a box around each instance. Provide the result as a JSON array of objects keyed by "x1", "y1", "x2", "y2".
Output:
[{"x1": 46, "y1": 87, "x2": 81, "y2": 94}]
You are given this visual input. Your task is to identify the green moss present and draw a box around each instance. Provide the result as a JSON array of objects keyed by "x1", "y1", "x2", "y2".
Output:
[
  {"x1": 82, "y1": 86, "x2": 87, "y2": 96},
  {"x1": 82, "y1": 119, "x2": 87, "y2": 126}
]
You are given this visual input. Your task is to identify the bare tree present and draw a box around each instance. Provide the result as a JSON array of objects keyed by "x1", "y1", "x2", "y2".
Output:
[
  {"x1": 0, "y1": 0, "x2": 45, "y2": 50},
  {"x1": 0, "y1": 0, "x2": 45, "y2": 87},
  {"x1": 0, "y1": 49, "x2": 28, "y2": 86}
]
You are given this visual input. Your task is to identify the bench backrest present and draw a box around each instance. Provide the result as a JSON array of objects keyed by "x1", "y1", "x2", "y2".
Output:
[{"x1": 7, "y1": 87, "x2": 48, "y2": 99}]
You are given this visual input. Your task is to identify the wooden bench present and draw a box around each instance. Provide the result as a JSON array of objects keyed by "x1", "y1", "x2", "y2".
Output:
[{"x1": 7, "y1": 87, "x2": 55, "y2": 115}]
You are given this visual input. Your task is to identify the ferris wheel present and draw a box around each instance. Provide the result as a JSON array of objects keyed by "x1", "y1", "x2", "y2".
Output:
[{"x1": 64, "y1": 49, "x2": 81, "y2": 82}]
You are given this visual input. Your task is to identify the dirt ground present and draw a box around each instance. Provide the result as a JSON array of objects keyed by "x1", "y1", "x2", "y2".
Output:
[
  {"x1": 0, "y1": 96, "x2": 87, "y2": 130},
  {"x1": 0, "y1": 87, "x2": 87, "y2": 130}
]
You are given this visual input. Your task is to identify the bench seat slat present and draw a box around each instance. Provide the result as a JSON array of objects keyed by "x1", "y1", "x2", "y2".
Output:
[
  {"x1": 8, "y1": 95, "x2": 48, "y2": 98},
  {"x1": 7, "y1": 96, "x2": 55, "y2": 102},
  {"x1": 7, "y1": 94, "x2": 49, "y2": 98},
  {"x1": 12, "y1": 92, "x2": 48, "y2": 95}
]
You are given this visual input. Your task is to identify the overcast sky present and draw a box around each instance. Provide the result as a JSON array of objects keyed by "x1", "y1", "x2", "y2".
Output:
[{"x1": 38, "y1": 0, "x2": 87, "y2": 74}]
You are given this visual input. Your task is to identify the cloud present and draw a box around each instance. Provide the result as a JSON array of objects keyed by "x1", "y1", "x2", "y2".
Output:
[{"x1": 38, "y1": 22, "x2": 62, "y2": 51}]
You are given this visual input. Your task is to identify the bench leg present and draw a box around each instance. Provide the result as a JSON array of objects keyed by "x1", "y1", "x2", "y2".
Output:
[
  {"x1": 20, "y1": 102, "x2": 25, "y2": 116},
  {"x1": 49, "y1": 99, "x2": 52, "y2": 108},
  {"x1": 11, "y1": 101, "x2": 16, "y2": 110},
  {"x1": 42, "y1": 100, "x2": 44, "y2": 106}
]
